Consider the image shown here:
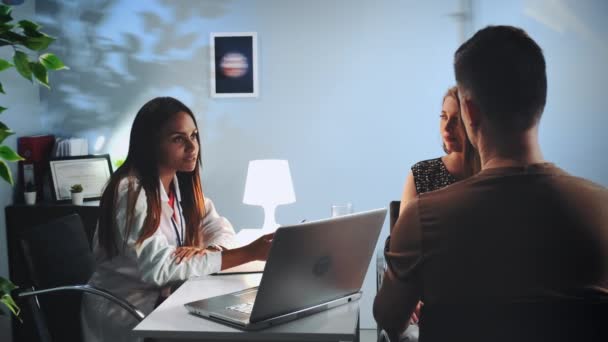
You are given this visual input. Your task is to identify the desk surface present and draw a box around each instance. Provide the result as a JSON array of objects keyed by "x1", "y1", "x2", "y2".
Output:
[{"x1": 133, "y1": 274, "x2": 360, "y2": 341}]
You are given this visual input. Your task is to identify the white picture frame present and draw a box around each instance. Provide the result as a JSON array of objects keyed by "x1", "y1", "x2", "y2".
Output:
[
  {"x1": 210, "y1": 32, "x2": 258, "y2": 98},
  {"x1": 49, "y1": 154, "x2": 113, "y2": 202}
]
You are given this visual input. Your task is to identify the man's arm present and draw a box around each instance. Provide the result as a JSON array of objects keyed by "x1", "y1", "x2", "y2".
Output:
[{"x1": 373, "y1": 198, "x2": 423, "y2": 341}]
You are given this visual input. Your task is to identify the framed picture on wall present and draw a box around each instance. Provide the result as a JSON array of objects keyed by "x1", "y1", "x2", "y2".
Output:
[
  {"x1": 210, "y1": 32, "x2": 258, "y2": 98},
  {"x1": 49, "y1": 154, "x2": 113, "y2": 202}
]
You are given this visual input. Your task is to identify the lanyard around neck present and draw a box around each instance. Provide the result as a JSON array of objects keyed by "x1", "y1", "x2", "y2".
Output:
[{"x1": 169, "y1": 190, "x2": 185, "y2": 246}]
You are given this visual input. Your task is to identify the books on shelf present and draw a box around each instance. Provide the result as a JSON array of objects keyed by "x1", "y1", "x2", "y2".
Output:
[{"x1": 53, "y1": 137, "x2": 89, "y2": 157}]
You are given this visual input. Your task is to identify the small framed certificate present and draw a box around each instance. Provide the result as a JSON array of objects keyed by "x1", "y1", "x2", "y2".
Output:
[{"x1": 49, "y1": 154, "x2": 113, "y2": 202}]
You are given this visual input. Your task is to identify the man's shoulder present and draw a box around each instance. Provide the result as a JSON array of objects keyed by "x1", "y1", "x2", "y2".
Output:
[
  {"x1": 521, "y1": 163, "x2": 607, "y2": 197},
  {"x1": 415, "y1": 165, "x2": 607, "y2": 212},
  {"x1": 550, "y1": 172, "x2": 608, "y2": 203},
  {"x1": 556, "y1": 172, "x2": 607, "y2": 191}
]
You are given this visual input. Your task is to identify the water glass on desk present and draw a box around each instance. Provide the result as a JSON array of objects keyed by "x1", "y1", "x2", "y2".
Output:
[{"x1": 331, "y1": 203, "x2": 353, "y2": 217}]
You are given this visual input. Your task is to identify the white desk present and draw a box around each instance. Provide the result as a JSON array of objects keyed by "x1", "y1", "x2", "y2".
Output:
[{"x1": 132, "y1": 274, "x2": 361, "y2": 341}]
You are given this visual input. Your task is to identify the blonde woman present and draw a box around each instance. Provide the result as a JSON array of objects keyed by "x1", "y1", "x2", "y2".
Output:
[{"x1": 400, "y1": 86, "x2": 480, "y2": 214}]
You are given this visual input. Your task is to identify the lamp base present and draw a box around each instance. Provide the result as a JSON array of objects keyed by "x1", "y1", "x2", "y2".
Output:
[{"x1": 261, "y1": 205, "x2": 279, "y2": 233}]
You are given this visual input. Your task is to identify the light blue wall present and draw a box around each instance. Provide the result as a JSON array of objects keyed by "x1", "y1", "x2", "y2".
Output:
[
  {"x1": 472, "y1": 0, "x2": 608, "y2": 184},
  {"x1": 35, "y1": 0, "x2": 464, "y2": 328}
]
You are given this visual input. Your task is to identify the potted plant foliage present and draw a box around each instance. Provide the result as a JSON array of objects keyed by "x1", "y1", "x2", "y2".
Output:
[
  {"x1": 0, "y1": 3, "x2": 67, "y2": 323},
  {"x1": 0, "y1": 278, "x2": 19, "y2": 317},
  {"x1": 70, "y1": 183, "x2": 84, "y2": 205}
]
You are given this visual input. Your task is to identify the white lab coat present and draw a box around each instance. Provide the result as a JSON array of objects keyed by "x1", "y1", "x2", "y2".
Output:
[{"x1": 81, "y1": 176, "x2": 236, "y2": 342}]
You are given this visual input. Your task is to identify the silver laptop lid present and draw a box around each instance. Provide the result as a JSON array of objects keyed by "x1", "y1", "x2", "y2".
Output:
[{"x1": 249, "y1": 207, "x2": 386, "y2": 322}]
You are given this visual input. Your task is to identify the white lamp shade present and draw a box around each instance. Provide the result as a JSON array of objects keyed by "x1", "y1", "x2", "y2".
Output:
[{"x1": 243, "y1": 159, "x2": 296, "y2": 206}]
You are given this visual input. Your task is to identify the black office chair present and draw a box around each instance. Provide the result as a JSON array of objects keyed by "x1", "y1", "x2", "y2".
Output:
[
  {"x1": 388, "y1": 201, "x2": 400, "y2": 234},
  {"x1": 376, "y1": 200, "x2": 400, "y2": 292},
  {"x1": 377, "y1": 201, "x2": 402, "y2": 342},
  {"x1": 15, "y1": 214, "x2": 144, "y2": 342}
]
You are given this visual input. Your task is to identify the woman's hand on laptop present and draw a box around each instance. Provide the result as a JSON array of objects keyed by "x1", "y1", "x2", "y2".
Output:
[
  {"x1": 218, "y1": 233, "x2": 273, "y2": 270},
  {"x1": 246, "y1": 233, "x2": 274, "y2": 261}
]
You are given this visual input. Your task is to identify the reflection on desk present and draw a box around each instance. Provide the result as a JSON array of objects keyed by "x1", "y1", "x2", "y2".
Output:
[{"x1": 132, "y1": 274, "x2": 361, "y2": 341}]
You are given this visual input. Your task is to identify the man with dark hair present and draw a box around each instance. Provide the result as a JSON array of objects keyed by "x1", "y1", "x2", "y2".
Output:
[{"x1": 374, "y1": 25, "x2": 607, "y2": 342}]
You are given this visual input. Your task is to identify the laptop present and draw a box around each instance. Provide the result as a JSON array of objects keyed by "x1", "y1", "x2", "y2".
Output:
[{"x1": 184, "y1": 207, "x2": 387, "y2": 330}]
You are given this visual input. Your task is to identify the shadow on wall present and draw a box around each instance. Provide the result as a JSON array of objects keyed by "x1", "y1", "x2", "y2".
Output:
[
  {"x1": 34, "y1": 0, "x2": 278, "y2": 227},
  {"x1": 35, "y1": 0, "x2": 231, "y2": 145}
]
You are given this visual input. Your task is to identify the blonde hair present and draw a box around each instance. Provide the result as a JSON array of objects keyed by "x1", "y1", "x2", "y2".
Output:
[{"x1": 442, "y1": 86, "x2": 481, "y2": 177}]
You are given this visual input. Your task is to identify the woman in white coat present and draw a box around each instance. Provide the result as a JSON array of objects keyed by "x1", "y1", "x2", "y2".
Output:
[{"x1": 81, "y1": 97, "x2": 273, "y2": 342}]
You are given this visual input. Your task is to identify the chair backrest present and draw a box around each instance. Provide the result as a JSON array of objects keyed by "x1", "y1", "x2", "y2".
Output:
[
  {"x1": 389, "y1": 200, "x2": 400, "y2": 232},
  {"x1": 19, "y1": 213, "x2": 95, "y2": 342},
  {"x1": 376, "y1": 201, "x2": 401, "y2": 341}
]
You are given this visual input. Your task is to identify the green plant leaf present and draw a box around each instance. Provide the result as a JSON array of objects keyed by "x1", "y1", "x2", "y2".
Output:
[
  {"x1": 114, "y1": 158, "x2": 125, "y2": 168},
  {"x1": 0, "y1": 58, "x2": 12, "y2": 71},
  {"x1": 18, "y1": 20, "x2": 42, "y2": 37},
  {"x1": 30, "y1": 62, "x2": 49, "y2": 88},
  {"x1": 0, "y1": 23, "x2": 14, "y2": 34},
  {"x1": 1, "y1": 294, "x2": 21, "y2": 319},
  {"x1": 0, "y1": 128, "x2": 14, "y2": 144},
  {"x1": 13, "y1": 50, "x2": 32, "y2": 81},
  {"x1": 17, "y1": 19, "x2": 41, "y2": 31},
  {"x1": 0, "y1": 107, "x2": 6, "y2": 114},
  {"x1": 0, "y1": 276, "x2": 20, "y2": 319},
  {"x1": 39, "y1": 53, "x2": 68, "y2": 71},
  {"x1": 23, "y1": 34, "x2": 55, "y2": 51},
  {"x1": 0, "y1": 4, "x2": 11, "y2": 15},
  {"x1": 0, "y1": 145, "x2": 23, "y2": 162},
  {"x1": 3, "y1": 31, "x2": 26, "y2": 44},
  {"x1": 0, "y1": 5, "x2": 12, "y2": 23},
  {"x1": 0, "y1": 82, "x2": 4, "y2": 94},
  {"x1": 0, "y1": 121, "x2": 7, "y2": 130},
  {"x1": 0, "y1": 277, "x2": 17, "y2": 295},
  {"x1": 0, "y1": 4, "x2": 13, "y2": 15},
  {"x1": 0, "y1": 159, "x2": 14, "y2": 185}
]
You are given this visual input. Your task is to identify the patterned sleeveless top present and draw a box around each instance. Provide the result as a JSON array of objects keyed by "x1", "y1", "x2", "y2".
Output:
[{"x1": 411, "y1": 158, "x2": 458, "y2": 194}]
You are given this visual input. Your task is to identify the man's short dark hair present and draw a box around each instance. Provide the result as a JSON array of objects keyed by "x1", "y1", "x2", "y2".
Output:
[{"x1": 454, "y1": 26, "x2": 547, "y2": 131}]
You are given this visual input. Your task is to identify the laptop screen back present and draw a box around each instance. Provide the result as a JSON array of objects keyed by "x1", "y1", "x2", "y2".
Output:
[{"x1": 249, "y1": 208, "x2": 386, "y2": 322}]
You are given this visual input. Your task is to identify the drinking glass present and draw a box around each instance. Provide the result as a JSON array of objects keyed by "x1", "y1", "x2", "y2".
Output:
[{"x1": 331, "y1": 203, "x2": 353, "y2": 217}]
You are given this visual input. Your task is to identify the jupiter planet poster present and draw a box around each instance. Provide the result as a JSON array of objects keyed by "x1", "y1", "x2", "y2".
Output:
[{"x1": 210, "y1": 32, "x2": 258, "y2": 97}]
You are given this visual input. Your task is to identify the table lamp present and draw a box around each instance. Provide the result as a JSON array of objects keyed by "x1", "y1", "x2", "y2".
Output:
[{"x1": 243, "y1": 159, "x2": 296, "y2": 233}]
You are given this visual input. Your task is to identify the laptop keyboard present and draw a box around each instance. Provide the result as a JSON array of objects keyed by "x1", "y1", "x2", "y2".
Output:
[{"x1": 226, "y1": 302, "x2": 254, "y2": 314}]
